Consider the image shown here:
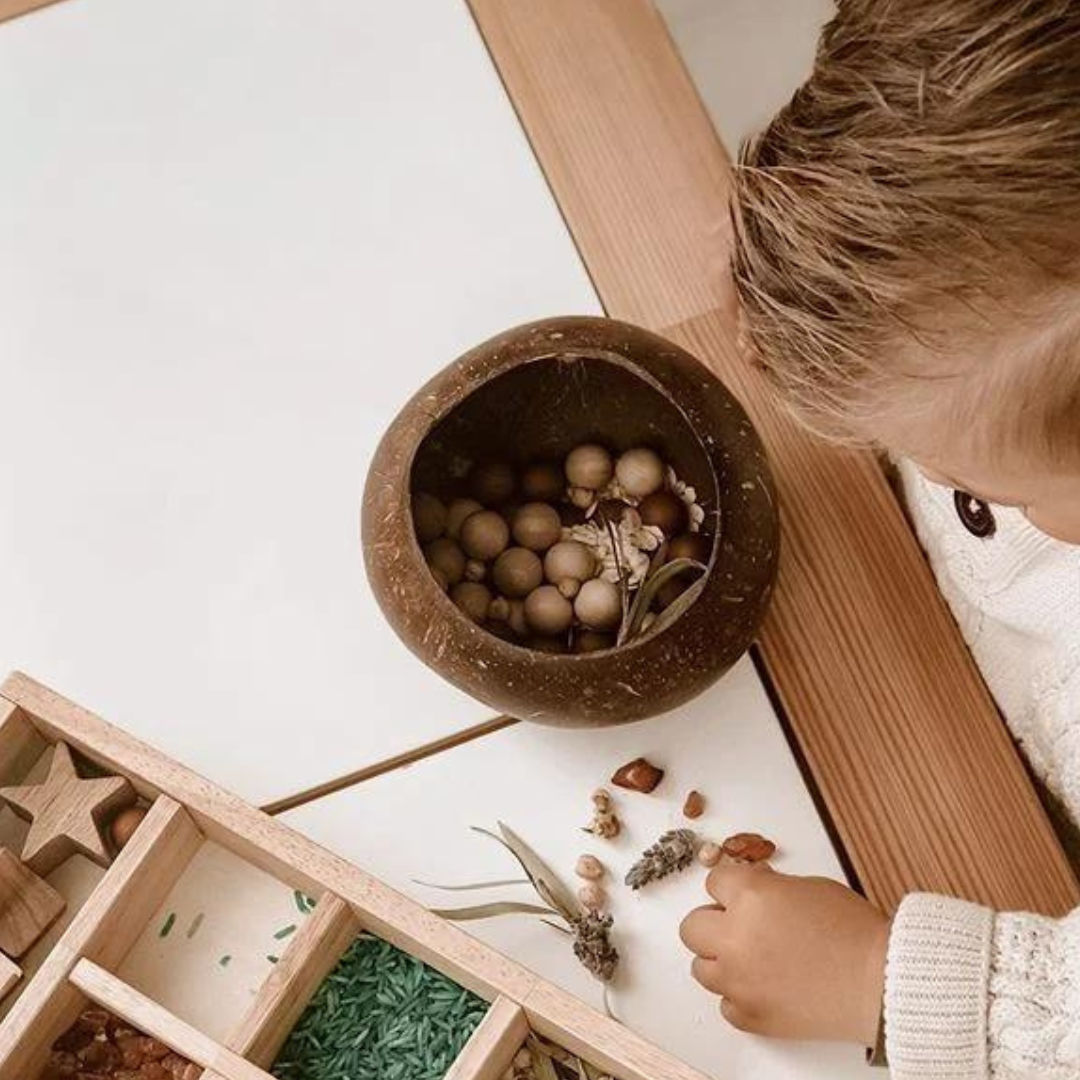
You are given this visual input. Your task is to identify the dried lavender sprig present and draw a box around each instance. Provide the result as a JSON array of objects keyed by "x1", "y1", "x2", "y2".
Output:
[{"x1": 624, "y1": 828, "x2": 699, "y2": 890}]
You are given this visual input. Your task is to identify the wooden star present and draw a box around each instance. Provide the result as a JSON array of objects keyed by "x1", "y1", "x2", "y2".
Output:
[{"x1": 0, "y1": 743, "x2": 134, "y2": 876}]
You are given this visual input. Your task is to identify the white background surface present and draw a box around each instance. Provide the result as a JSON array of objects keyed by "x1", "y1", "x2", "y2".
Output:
[
  {"x1": 0, "y1": 0, "x2": 600, "y2": 803},
  {"x1": 286, "y1": 657, "x2": 869, "y2": 1080}
]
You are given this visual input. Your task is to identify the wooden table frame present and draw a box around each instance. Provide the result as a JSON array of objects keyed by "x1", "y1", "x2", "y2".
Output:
[{"x1": 2, "y1": 0, "x2": 1076, "y2": 918}]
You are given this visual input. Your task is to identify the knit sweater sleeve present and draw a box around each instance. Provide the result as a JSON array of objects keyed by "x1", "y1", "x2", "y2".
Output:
[{"x1": 885, "y1": 894, "x2": 1080, "y2": 1079}]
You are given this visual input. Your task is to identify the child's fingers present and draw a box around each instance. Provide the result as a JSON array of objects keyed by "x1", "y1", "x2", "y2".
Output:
[
  {"x1": 679, "y1": 904, "x2": 724, "y2": 957},
  {"x1": 705, "y1": 860, "x2": 772, "y2": 906},
  {"x1": 691, "y1": 956, "x2": 727, "y2": 995}
]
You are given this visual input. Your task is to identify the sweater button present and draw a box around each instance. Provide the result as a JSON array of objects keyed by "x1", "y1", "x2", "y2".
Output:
[{"x1": 953, "y1": 490, "x2": 996, "y2": 538}]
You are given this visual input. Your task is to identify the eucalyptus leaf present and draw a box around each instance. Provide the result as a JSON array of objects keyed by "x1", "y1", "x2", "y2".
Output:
[
  {"x1": 620, "y1": 557, "x2": 706, "y2": 644},
  {"x1": 431, "y1": 901, "x2": 557, "y2": 921},
  {"x1": 497, "y1": 822, "x2": 581, "y2": 918},
  {"x1": 412, "y1": 877, "x2": 530, "y2": 891},
  {"x1": 640, "y1": 574, "x2": 708, "y2": 640}
]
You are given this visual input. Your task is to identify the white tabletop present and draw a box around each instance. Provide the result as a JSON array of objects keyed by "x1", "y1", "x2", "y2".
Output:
[{"x1": 0, "y1": 0, "x2": 599, "y2": 804}]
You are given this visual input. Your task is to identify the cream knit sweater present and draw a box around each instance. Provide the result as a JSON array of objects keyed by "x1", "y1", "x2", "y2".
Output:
[{"x1": 887, "y1": 462, "x2": 1080, "y2": 1079}]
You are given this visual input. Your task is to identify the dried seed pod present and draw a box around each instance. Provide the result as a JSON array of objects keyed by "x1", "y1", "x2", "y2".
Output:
[
  {"x1": 697, "y1": 841, "x2": 721, "y2": 868},
  {"x1": 721, "y1": 832, "x2": 776, "y2": 863},
  {"x1": 585, "y1": 805, "x2": 621, "y2": 840},
  {"x1": 575, "y1": 854, "x2": 605, "y2": 881},
  {"x1": 682, "y1": 790, "x2": 706, "y2": 819},
  {"x1": 625, "y1": 829, "x2": 698, "y2": 890},
  {"x1": 592, "y1": 788, "x2": 613, "y2": 809},
  {"x1": 411, "y1": 492, "x2": 447, "y2": 543},
  {"x1": 611, "y1": 756, "x2": 665, "y2": 794},
  {"x1": 460, "y1": 510, "x2": 510, "y2": 561},
  {"x1": 578, "y1": 882, "x2": 606, "y2": 911},
  {"x1": 615, "y1": 447, "x2": 665, "y2": 498},
  {"x1": 565, "y1": 443, "x2": 613, "y2": 490}
]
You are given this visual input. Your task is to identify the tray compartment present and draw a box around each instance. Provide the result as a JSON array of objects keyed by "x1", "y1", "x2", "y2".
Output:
[{"x1": 0, "y1": 796, "x2": 201, "y2": 1080}]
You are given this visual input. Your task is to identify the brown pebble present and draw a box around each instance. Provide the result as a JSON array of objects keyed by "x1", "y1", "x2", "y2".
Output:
[
  {"x1": 611, "y1": 756, "x2": 665, "y2": 794},
  {"x1": 682, "y1": 790, "x2": 706, "y2": 819},
  {"x1": 697, "y1": 841, "x2": 721, "y2": 868},
  {"x1": 721, "y1": 832, "x2": 776, "y2": 863}
]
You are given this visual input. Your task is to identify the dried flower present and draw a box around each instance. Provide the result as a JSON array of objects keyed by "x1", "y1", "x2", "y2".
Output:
[
  {"x1": 625, "y1": 829, "x2": 699, "y2": 890},
  {"x1": 571, "y1": 910, "x2": 619, "y2": 982},
  {"x1": 584, "y1": 788, "x2": 620, "y2": 839}
]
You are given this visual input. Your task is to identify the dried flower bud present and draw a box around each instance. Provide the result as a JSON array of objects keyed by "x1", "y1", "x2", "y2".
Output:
[
  {"x1": 625, "y1": 829, "x2": 699, "y2": 890},
  {"x1": 696, "y1": 841, "x2": 721, "y2": 868},
  {"x1": 611, "y1": 757, "x2": 665, "y2": 794},
  {"x1": 682, "y1": 790, "x2": 706, "y2": 819},
  {"x1": 586, "y1": 811, "x2": 621, "y2": 840},
  {"x1": 575, "y1": 854, "x2": 605, "y2": 881},
  {"x1": 571, "y1": 910, "x2": 619, "y2": 981},
  {"x1": 592, "y1": 788, "x2": 613, "y2": 809},
  {"x1": 721, "y1": 832, "x2": 776, "y2": 863}
]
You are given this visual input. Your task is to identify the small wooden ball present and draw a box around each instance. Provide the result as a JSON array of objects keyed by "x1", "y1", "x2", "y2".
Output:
[
  {"x1": 574, "y1": 629, "x2": 615, "y2": 653},
  {"x1": 575, "y1": 578, "x2": 622, "y2": 631},
  {"x1": 110, "y1": 805, "x2": 147, "y2": 851},
  {"x1": 425, "y1": 538, "x2": 466, "y2": 585},
  {"x1": 451, "y1": 582, "x2": 492, "y2": 624},
  {"x1": 411, "y1": 492, "x2": 447, "y2": 543},
  {"x1": 557, "y1": 578, "x2": 580, "y2": 600},
  {"x1": 507, "y1": 600, "x2": 529, "y2": 638},
  {"x1": 615, "y1": 448, "x2": 665, "y2": 499},
  {"x1": 445, "y1": 498, "x2": 483, "y2": 539},
  {"x1": 512, "y1": 502, "x2": 562, "y2": 552},
  {"x1": 489, "y1": 596, "x2": 512, "y2": 622},
  {"x1": 492, "y1": 547, "x2": 544, "y2": 598},
  {"x1": 460, "y1": 510, "x2": 510, "y2": 561},
  {"x1": 668, "y1": 532, "x2": 711, "y2": 564},
  {"x1": 565, "y1": 444, "x2": 613, "y2": 490},
  {"x1": 470, "y1": 462, "x2": 516, "y2": 506},
  {"x1": 544, "y1": 540, "x2": 596, "y2": 585},
  {"x1": 524, "y1": 585, "x2": 575, "y2": 636},
  {"x1": 465, "y1": 559, "x2": 486, "y2": 582},
  {"x1": 521, "y1": 461, "x2": 565, "y2": 502},
  {"x1": 639, "y1": 490, "x2": 689, "y2": 536},
  {"x1": 486, "y1": 619, "x2": 517, "y2": 643}
]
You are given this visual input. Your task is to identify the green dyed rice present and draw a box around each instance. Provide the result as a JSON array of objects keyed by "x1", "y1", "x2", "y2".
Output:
[{"x1": 271, "y1": 936, "x2": 488, "y2": 1080}]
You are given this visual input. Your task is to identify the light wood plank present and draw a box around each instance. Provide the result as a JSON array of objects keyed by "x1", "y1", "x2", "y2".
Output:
[
  {"x1": 70, "y1": 959, "x2": 274, "y2": 1080},
  {"x1": 0, "y1": 796, "x2": 201, "y2": 1080},
  {"x1": 0, "y1": 954, "x2": 19, "y2": 1004},
  {"x1": 225, "y1": 892, "x2": 359, "y2": 1067},
  {"x1": 444, "y1": 996, "x2": 528, "y2": 1080},
  {"x1": 0, "y1": 0, "x2": 67, "y2": 25},
  {"x1": 468, "y1": 0, "x2": 1079, "y2": 915}
]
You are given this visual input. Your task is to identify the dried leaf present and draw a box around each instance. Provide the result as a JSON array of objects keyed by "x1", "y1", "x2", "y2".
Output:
[
  {"x1": 469, "y1": 823, "x2": 579, "y2": 920},
  {"x1": 432, "y1": 901, "x2": 557, "y2": 921},
  {"x1": 529, "y1": 1037, "x2": 562, "y2": 1080},
  {"x1": 540, "y1": 917, "x2": 573, "y2": 936},
  {"x1": 412, "y1": 877, "x2": 530, "y2": 891},
  {"x1": 621, "y1": 558, "x2": 706, "y2": 643},
  {"x1": 640, "y1": 574, "x2": 707, "y2": 640}
]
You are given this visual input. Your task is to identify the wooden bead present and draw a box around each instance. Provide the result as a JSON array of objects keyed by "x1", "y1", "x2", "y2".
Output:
[
  {"x1": 557, "y1": 578, "x2": 580, "y2": 600},
  {"x1": 615, "y1": 448, "x2": 664, "y2": 498},
  {"x1": 668, "y1": 532, "x2": 711, "y2": 564},
  {"x1": 469, "y1": 462, "x2": 515, "y2": 506},
  {"x1": 544, "y1": 540, "x2": 596, "y2": 585},
  {"x1": 411, "y1": 492, "x2": 447, "y2": 543},
  {"x1": 445, "y1": 498, "x2": 483, "y2": 539},
  {"x1": 524, "y1": 585, "x2": 574, "y2": 636},
  {"x1": 492, "y1": 548, "x2": 544, "y2": 599},
  {"x1": 424, "y1": 538, "x2": 466, "y2": 585},
  {"x1": 109, "y1": 805, "x2": 148, "y2": 851},
  {"x1": 520, "y1": 461, "x2": 565, "y2": 502},
  {"x1": 460, "y1": 511, "x2": 510, "y2": 561},
  {"x1": 573, "y1": 629, "x2": 615, "y2": 653},
  {"x1": 565, "y1": 444, "x2": 613, "y2": 490},
  {"x1": 451, "y1": 582, "x2": 492, "y2": 624},
  {"x1": 639, "y1": 490, "x2": 689, "y2": 536},
  {"x1": 464, "y1": 559, "x2": 486, "y2": 582},
  {"x1": 574, "y1": 579, "x2": 622, "y2": 632},
  {"x1": 512, "y1": 502, "x2": 562, "y2": 552}
]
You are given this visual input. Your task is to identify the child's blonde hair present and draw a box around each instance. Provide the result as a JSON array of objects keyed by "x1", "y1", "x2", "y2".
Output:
[{"x1": 732, "y1": 0, "x2": 1080, "y2": 468}]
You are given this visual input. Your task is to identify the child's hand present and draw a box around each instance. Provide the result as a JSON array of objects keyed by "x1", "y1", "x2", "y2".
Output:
[{"x1": 679, "y1": 862, "x2": 890, "y2": 1044}]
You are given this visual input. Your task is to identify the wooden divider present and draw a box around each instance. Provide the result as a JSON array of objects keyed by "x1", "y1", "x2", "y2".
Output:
[
  {"x1": 0, "y1": 796, "x2": 202, "y2": 1079},
  {"x1": 466, "y1": 0, "x2": 1079, "y2": 916},
  {"x1": 444, "y1": 996, "x2": 529, "y2": 1080},
  {"x1": 69, "y1": 960, "x2": 274, "y2": 1080},
  {"x1": 0, "y1": 957, "x2": 19, "y2": 1005}
]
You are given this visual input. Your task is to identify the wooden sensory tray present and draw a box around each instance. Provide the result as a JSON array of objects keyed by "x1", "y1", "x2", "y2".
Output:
[{"x1": 0, "y1": 672, "x2": 708, "y2": 1080}]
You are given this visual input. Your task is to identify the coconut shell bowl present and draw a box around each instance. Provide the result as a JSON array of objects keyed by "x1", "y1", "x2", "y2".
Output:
[{"x1": 362, "y1": 316, "x2": 778, "y2": 727}]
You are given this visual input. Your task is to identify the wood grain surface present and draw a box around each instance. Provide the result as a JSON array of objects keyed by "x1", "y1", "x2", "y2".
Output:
[
  {"x1": 468, "y1": 0, "x2": 1079, "y2": 914},
  {"x1": 0, "y1": 0, "x2": 65, "y2": 25}
]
